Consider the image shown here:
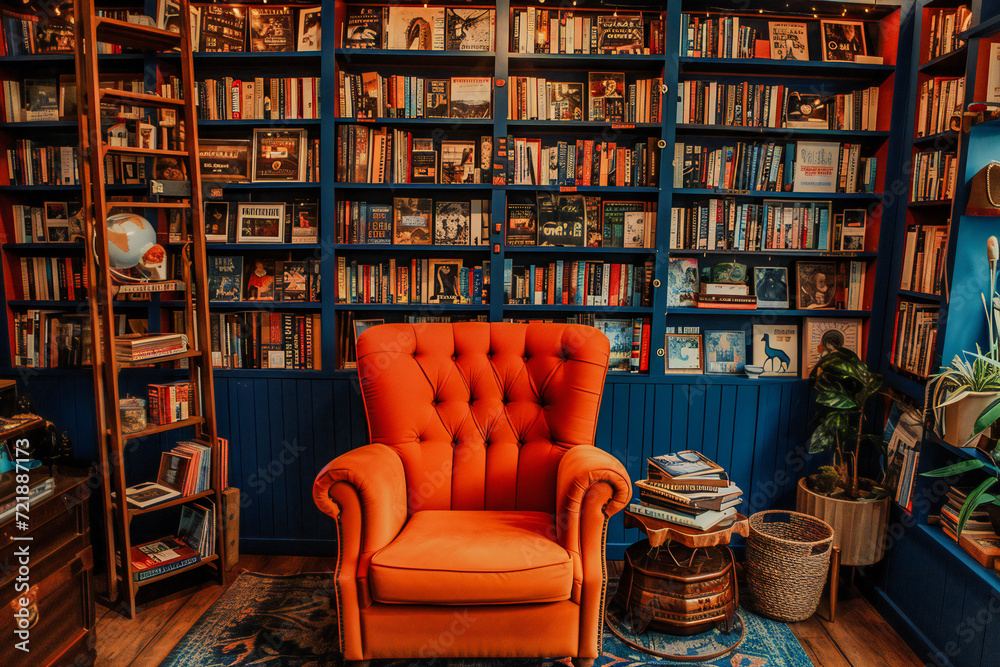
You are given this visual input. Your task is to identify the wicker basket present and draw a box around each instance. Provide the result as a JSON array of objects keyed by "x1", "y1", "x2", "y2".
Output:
[{"x1": 746, "y1": 510, "x2": 834, "y2": 622}]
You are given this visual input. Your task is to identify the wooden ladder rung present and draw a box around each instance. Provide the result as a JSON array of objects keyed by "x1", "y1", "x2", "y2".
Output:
[
  {"x1": 100, "y1": 88, "x2": 185, "y2": 110},
  {"x1": 107, "y1": 201, "x2": 190, "y2": 209},
  {"x1": 103, "y1": 145, "x2": 189, "y2": 158},
  {"x1": 95, "y1": 17, "x2": 181, "y2": 52}
]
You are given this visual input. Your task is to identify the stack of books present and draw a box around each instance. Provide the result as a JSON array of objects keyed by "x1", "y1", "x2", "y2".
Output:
[
  {"x1": 126, "y1": 499, "x2": 216, "y2": 582},
  {"x1": 628, "y1": 450, "x2": 743, "y2": 531},
  {"x1": 937, "y1": 485, "x2": 995, "y2": 541},
  {"x1": 115, "y1": 333, "x2": 188, "y2": 363}
]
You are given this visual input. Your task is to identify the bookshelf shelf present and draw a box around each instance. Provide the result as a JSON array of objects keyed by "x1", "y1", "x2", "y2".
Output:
[
  {"x1": 959, "y1": 12, "x2": 1000, "y2": 39},
  {"x1": 917, "y1": 525, "x2": 1000, "y2": 596},
  {"x1": 334, "y1": 183, "x2": 492, "y2": 190},
  {"x1": 503, "y1": 305, "x2": 654, "y2": 314},
  {"x1": 668, "y1": 249, "x2": 879, "y2": 259},
  {"x1": 3, "y1": 243, "x2": 83, "y2": 251},
  {"x1": 0, "y1": 121, "x2": 78, "y2": 129},
  {"x1": 925, "y1": 434, "x2": 998, "y2": 466},
  {"x1": 673, "y1": 189, "x2": 882, "y2": 200},
  {"x1": 215, "y1": 368, "x2": 327, "y2": 379},
  {"x1": 333, "y1": 48, "x2": 494, "y2": 64},
  {"x1": 120, "y1": 416, "x2": 205, "y2": 443},
  {"x1": 884, "y1": 369, "x2": 926, "y2": 401},
  {"x1": 198, "y1": 119, "x2": 321, "y2": 127},
  {"x1": 667, "y1": 308, "x2": 874, "y2": 317},
  {"x1": 0, "y1": 184, "x2": 145, "y2": 192},
  {"x1": 332, "y1": 303, "x2": 489, "y2": 311},
  {"x1": 507, "y1": 53, "x2": 666, "y2": 67},
  {"x1": 7, "y1": 299, "x2": 148, "y2": 308},
  {"x1": 505, "y1": 120, "x2": 661, "y2": 130},
  {"x1": 334, "y1": 243, "x2": 489, "y2": 252},
  {"x1": 677, "y1": 57, "x2": 896, "y2": 78},
  {"x1": 918, "y1": 45, "x2": 968, "y2": 74},
  {"x1": 335, "y1": 117, "x2": 493, "y2": 126},
  {"x1": 125, "y1": 488, "x2": 215, "y2": 517},
  {"x1": 907, "y1": 198, "x2": 953, "y2": 208},
  {"x1": 118, "y1": 349, "x2": 203, "y2": 368},
  {"x1": 897, "y1": 289, "x2": 942, "y2": 303},
  {"x1": 504, "y1": 185, "x2": 659, "y2": 193},
  {"x1": 204, "y1": 243, "x2": 322, "y2": 251},
  {"x1": 219, "y1": 182, "x2": 321, "y2": 190},
  {"x1": 504, "y1": 246, "x2": 654, "y2": 255},
  {"x1": 674, "y1": 124, "x2": 891, "y2": 141},
  {"x1": 912, "y1": 129, "x2": 959, "y2": 147},
  {"x1": 189, "y1": 301, "x2": 322, "y2": 310}
]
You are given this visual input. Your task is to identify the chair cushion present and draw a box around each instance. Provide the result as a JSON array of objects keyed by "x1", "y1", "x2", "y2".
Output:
[{"x1": 369, "y1": 510, "x2": 574, "y2": 605}]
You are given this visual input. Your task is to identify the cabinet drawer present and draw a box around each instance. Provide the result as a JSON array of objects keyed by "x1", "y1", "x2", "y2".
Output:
[{"x1": 0, "y1": 546, "x2": 94, "y2": 667}]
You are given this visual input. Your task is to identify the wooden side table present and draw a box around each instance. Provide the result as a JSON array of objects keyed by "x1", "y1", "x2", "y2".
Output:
[{"x1": 606, "y1": 510, "x2": 749, "y2": 661}]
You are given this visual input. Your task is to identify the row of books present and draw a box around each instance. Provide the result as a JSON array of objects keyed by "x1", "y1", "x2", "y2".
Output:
[
  {"x1": 668, "y1": 200, "x2": 868, "y2": 253},
  {"x1": 679, "y1": 15, "x2": 760, "y2": 60},
  {"x1": 882, "y1": 405, "x2": 922, "y2": 514},
  {"x1": 939, "y1": 483, "x2": 993, "y2": 540},
  {"x1": 195, "y1": 77, "x2": 320, "y2": 121},
  {"x1": 335, "y1": 198, "x2": 490, "y2": 246},
  {"x1": 507, "y1": 74, "x2": 662, "y2": 123},
  {"x1": 127, "y1": 498, "x2": 216, "y2": 581},
  {"x1": 900, "y1": 225, "x2": 947, "y2": 296},
  {"x1": 12, "y1": 202, "x2": 80, "y2": 244},
  {"x1": 210, "y1": 311, "x2": 319, "y2": 370},
  {"x1": 891, "y1": 301, "x2": 938, "y2": 379},
  {"x1": 510, "y1": 9, "x2": 663, "y2": 55},
  {"x1": 924, "y1": 6, "x2": 971, "y2": 62},
  {"x1": 335, "y1": 312, "x2": 490, "y2": 369},
  {"x1": 148, "y1": 381, "x2": 194, "y2": 426},
  {"x1": 503, "y1": 259, "x2": 654, "y2": 308},
  {"x1": 595, "y1": 317, "x2": 652, "y2": 373},
  {"x1": 207, "y1": 257, "x2": 320, "y2": 303},
  {"x1": 16, "y1": 256, "x2": 85, "y2": 301},
  {"x1": 11, "y1": 311, "x2": 90, "y2": 368},
  {"x1": 506, "y1": 198, "x2": 657, "y2": 249},
  {"x1": 915, "y1": 77, "x2": 964, "y2": 138},
  {"x1": 176, "y1": 3, "x2": 321, "y2": 53},
  {"x1": 503, "y1": 137, "x2": 659, "y2": 188},
  {"x1": 343, "y1": 6, "x2": 493, "y2": 51},
  {"x1": 5, "y1": 142, "x2": 78, "y2": 186},
  {"x1": 337, "y1": 73, "x2": 492, "y2": 121},
  {"x1": 678, "y1": 81, "x2": 880, "y2": 132},
  {"x1": 911, "y1": 149, "x2": 958, "y2": 202},
  {"x1": 629, "y1": 451, "x2": 742, "y2": 532},
  {"x1": 335, "y1": 125, "x2": 492, "y2": 184},
  {"x1": 116, "y1": 333, "x2": 189, "y2": 363},
  {"x1": 336, "y1": 258, "x2": 489, "y2": 306},
  {"x1": 675, "y1": 141, "x2": 876, "y2": 195}
]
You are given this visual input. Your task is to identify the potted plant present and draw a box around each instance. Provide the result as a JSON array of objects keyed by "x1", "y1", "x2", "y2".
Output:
[
  {"x1": 921, "y1": 455, "x2": 1000, "y2": 538},
  {"x1": 928, "y1": 237, "x2": 1000, "y2": 448},
  {"x1": 796, "y1": 347, "x2": 892, "y2": 566}
]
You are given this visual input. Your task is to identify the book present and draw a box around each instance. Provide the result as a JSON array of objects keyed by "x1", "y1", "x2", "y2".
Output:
[
  {"x1": 769, "y1": 22, "x2": 809, "y2": 60},
  {"x1": 365, "y1": 204, "x2": 393, "y2": 244},
  {"x1": 666, "y1": 258, "x2": 699, "y2": 307},
  {"x1": 207, "y1": 256, "x2": 243, "y2": 302},
  {"x1": 594, "y1": 318, "x2": 634, "y2": 371},
  {"x1": 393, "y1": 197, "x2": 433, "y2": 244},
  {"x1": 505, "y1": 203, "x2": 537, "y2": 246},
  {"x1": 444, "y1": 8, "x2": 495, "y2": 51},
  {"x1": 636, "y1": 479, "x2": 743, "y2": 512},
  {"x1": 123, "y1": 481, "x2": 180, "y2": 509},
  {"x1": 129, "y1": 537, "x2": 201, "y2": 582},
  {"x1": 648, "y1": 450, "x2": 725, "y2": 479},
  {"x1": 252, "y1": 129, "x2": 306, "y2": 182},
  {"x1": 596, "y1": 15, "x2": 643, "y2": 54},
  {"x1": 536, "y1": 194, "x2": 586, "y2": 247},
  {"x1": 628, "y1": 502, "x2": 738, "y2": 531},
  {"x1": 434, "y1": 201, "x2": 471, "y2": 245},
  {"x1": 587, "y1": 72, "x2": 625, "y2": 122},
  {"x1": 291, "y1": 200, "x2": 319, "y2": 244},
  {"x1": 793, "y1": 141, "x2": 839, "y2": 193},
  {"x1": 343, "y1": 6, "x2": 383, "y2": 49},
  {"x1": 387, "y1": 6, "x2": 444, "y2": 50},
  {"x1": 801, "y1": 318, "x2": 862, "y2": 378},
  {"x1": 449, "y1": 77, "x2": 492, "y2": 118},
  {"x1": 245, "y1": 258, "x2": 277, "y2": 300},
  {"x1": 0, "y1": 473, "x2": 55, "y2": 523},
  {"x1": 297, "y1": 7, "x2": 322, "y2": 51},
  {"x1": 753, "y1": 324, "x2": 798, "y2": 377},
  {"x1": 248, "y1": 6, "x2": 294, "y2": 52},
  {"x1": 199, "y1": 5, "x2": 246, "y2": 52}
]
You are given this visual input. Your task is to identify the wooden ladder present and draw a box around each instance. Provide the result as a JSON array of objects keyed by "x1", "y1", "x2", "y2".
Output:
[{"x1": 72, "y1": 0, "x2": 225, "y2": 618}]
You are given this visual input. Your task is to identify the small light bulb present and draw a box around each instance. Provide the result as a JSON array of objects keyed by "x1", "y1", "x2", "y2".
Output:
[{"x1": 613, "y1": 10, "x2": 618, "y2": 17}]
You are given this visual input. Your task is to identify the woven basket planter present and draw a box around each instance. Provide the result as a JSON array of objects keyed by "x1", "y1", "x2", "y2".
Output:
[{"x1": 746, "y1": 510, "x2": 834, "y2": 623}]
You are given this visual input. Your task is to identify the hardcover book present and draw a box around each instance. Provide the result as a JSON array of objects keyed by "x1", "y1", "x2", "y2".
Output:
[
  {"x1": 587, "y1": 72, "x2": 625, "y2": 122},
  {"x1": 594, "y1": 318, "x2": 634, "y2": 371},
  {"x1": 387, "y1": 6, "x2": 444, "y2": 50},
  {"x1": 802, "y1": 317, "x2": 862, "y2": 378},
  {"x1": 248, "y1": 6, "x2": 295, "y2": 52},
  {"x1": 537, "y1": 194, "x2": 586, "y2": 246},
  {"x1": 23, "y1": 79, "x2": 57, "y2": 121},
  {"x1": 793, "y1": 141, "x2": 838, "y2": 192},
  {"x1": 648, "y1": 451, "x2": 725, "y2": 479},
  {"x1": 237, "y1": 202, "x2": 285, "y2": 243},
  {"x1": 796, "y1": 260, "x2": 837, "y2": 309},
  {"x1": 199, "y1": 139, "x2": 250, "y2": 182},
  {"x1": 449, "y1": 77, "x2": 492, "y2": 118},
  {"x1": 291, "y1": 200, "x2": 319, "y2": 243},
  {"x1": 280, "y1": 261, "x2": 309, "y2": 301},
  {"x1": 411, "y1": 149, "x2": 439, "y2": 183},
  {"x1": 441, "y1": 140, "x2": 476, "y2": 184},
  {"x1": 365, "y1": 204, "x2": 393, "y2": 244},
  {"x1": 666, "y1": 257, "x2": 699, "y2": 307},
  {"x1": 769, "y1": 22, "x2": 809, "y2": 60},
  {"x1": 444, "y1": 8, "x2": 494, "y2": 51},
  {"x1": 244, "y1": 258, "x2": 276, "y2": 300},
  {"x1": 596, "y1": 15, "x2": 643, "y2": 54},
  {"x1": 344, "y1": 6, "x2": 382, "y2": 49},
  {"x1": 425, "y1": 79, "x2": 450, "y2": 118},
  {"x1": 434, "y1": 201, "x2": 471, "y2": 245},
  {"x1": 203, "y1": 201, "x2": 229, "y2": 242},
  {"x1": 252, "y1": 129, "x2": 306, "y2": 182},
  {"x1": 548, "y1": 82, "x2": 584, "y2": 121},
  {"x1": 199, "y1": 5, "x2": 246, "y2": 52},
  {"x1": 704, "y1": 330, "x2": 747, "y2": 374},
  {"x1": 505, "y1": 202, "x2": 537, "y2": 246},
  {"x1": 602, "y1": 201, "x2": 644, "y2": 247},
  {"x1": 393, "y1": 197, "x2": 433, "y2": 244},
  {"x1": 753, "y1": 267, "x2": 789, "y2": 309},
  {"x1": 753, "y1": 323, "x2": 799, "y2": 376},
  {"x1": 207, "y1": 255, "x2": 243, "y2": 302}
]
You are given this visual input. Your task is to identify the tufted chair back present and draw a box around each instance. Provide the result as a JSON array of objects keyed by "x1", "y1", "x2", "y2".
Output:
[{"x1": 355, "y1": 322, "x2": 611, "y2": 515}]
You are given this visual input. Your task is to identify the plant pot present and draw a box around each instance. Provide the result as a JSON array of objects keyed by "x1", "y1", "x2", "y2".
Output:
[
  {"x1": 940, "y1": 391, "x2": 1000, "y2": 448},
  {"x1": 795, "y1": 478, "x2": 890, "y2": 567},
  {"x1": 987, "y1": 504, "x2": 1000, "y2": 536}
]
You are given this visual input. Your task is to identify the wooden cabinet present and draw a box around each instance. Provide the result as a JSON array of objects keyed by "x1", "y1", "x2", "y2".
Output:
[{"x1": 0, "y1": 472, "x2": 96, "y2": 667}]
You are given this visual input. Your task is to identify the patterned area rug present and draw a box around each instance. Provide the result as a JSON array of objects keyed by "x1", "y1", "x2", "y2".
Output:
[{"x1": 159, "y1": 572, "x2": 814, "y2": 667}]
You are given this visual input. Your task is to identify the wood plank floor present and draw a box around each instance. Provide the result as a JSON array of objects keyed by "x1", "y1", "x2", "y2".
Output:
[{"x1": 95, "y1": 557, "x2": 923, "y2": 667}]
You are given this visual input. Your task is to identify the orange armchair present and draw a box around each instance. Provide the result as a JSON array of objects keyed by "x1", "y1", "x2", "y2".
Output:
[{"x1": 314, "y1": 322, "x2": 631, "y2": 665}]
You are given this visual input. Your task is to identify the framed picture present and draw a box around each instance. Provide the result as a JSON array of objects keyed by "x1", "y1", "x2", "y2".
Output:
[
  {"x1": 43, "y1": 202, "x2": 69, "y2": 242},
  {"x1": 203, "y1": 201, "x2": 230, "y2": 242},
  {"x1": 199, "y1": 139, "x2": 250, "y2": 182},
  {"x1": 354, "y1": 319, "x2": 384, "y2": 346},
  {"x1": 769, "y1": 22, "x2": 809, "y2": 60},
  {"x1": 587, "y1": 72, "x2": 625, "y2": 122},
  {"x1": 820, "y1": 20, "x2": 867, "y2": 62},
  {"x1": 393, "y1": 197, "x2": 433, "y2": 244},
  {"x1": 754, "y1": 267, "x2": 789, "y2": 309},
  {"x1": 248, "y1": 6, "x2": 295, "y2": 52},
  {"x1": 752, "y1": 324, "x2": 799, "y2": 377},
  {"x1": 434, "y1": 201, "x2": 471, "y2": 245},
  {"x1": 664, "y1": 334, "x2": 703, "y2": 374},
  {"x1": 548, "y1": 82, "x2": 584, "y2": 121},
  {"x1": 252, "y1": 129, "x2": 307, "y2": 182},
  {"x1": 207, "y1": 255, "x2": 243, "y2": 302},
  {"x1": 784, "y1": 91, "x2": 827, "y2": 128},
  {"x1": 796, "y1": 261, "x2": 837, "y2": 309},
  {"x1": 840, "y1": 209, "x2": 867, "y2": 251},
  {"x1": 667, "y1": 257, "x2": 699, "y2": 308},
  {"x1": 291, "y1": 200, "x2": 319, "y2": 243},
  {"x1": 297, "y1": 6, "x2": 322, "y2": 51},
  {"x1": 244, "y1": 258, "x2": 276, "y2": 301},
  {"x1": 802, "y1": 318, "x2": 862, "y2": 378},
  {"x1": 428, "y1": 259, "x2": 465, "y2": 303},
  {"x1": 441, "y1": 140, "x2": 477, "y2": 184},
  {"x1": 704, "y1": 331, "x2": 746, "y2": 375},
  {"x1": 237, "y1": 202, "x2": 285, "y2": 243}
]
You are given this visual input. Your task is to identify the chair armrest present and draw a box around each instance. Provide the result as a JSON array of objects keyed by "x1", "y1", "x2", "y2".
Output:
[
  {"x1": 555, "y1": 445, "x2": 631, "y2": 554},
  {"x1": 313, "y1": 443, "x2": 408, "y2": 562}
]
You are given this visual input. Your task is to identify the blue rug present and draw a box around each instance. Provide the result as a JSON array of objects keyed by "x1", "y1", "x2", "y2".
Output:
[{"x1": 159, "y1": 572, "x2": 814, "y2": 667}]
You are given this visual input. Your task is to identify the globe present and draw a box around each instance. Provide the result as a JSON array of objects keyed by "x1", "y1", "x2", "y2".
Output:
[{"x1": 106, "y1": 213, "x2": 156, "y2": 269}]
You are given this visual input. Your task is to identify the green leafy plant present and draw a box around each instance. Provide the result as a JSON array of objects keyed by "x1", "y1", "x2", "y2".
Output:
[
  {"x1": 807, "y1": 347, "x2": 889, "y2": 501},
  {"x1": 921, "y1": 457, "x2": 1000, "y2": 535}
]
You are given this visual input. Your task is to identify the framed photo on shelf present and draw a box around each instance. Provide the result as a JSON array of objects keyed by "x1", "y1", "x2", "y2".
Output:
[
  {"x1": 441, "y1": 140, "x2": 476, "y2": 184},
  {"x1": 244, "y1": 258, "x2": 276, "y2": 301},
  {"x1": 248, "y1": 6, "x2": 295, "y2": 52},
  {"x1": 769, "y1": 22, "x2": 809, "y2": 60},
  {"x1": 753, "y1": 267, "x2": 789, "y2": 309},
  {"x1": 796, "y1": 261, "x2": 837, "y2": 309},
  {"x1": 752, "y1": 324, "x2": 798, "y2": 377},
  {"x1": 820, "y1": 20, "x2": 867, "y2": 62},
  {"x1": 840, "y1": 209, "x2": 867, "y2": 251},
  {"x1": 251, "y1": 129, "x2": 307, "y2": 182},
  {"x1": 664, "y1": 334, "x2": 703, "y2": 375},
  {"x1": 43, "y1": 202, "x2": 69, "y2": 242},
  {"x1": 393, "y1": 197, "x2": 433, "y2": 244},
  {"x1": 704, "y1": 330, "x2": 746, "y2": 375},
  {"x1": 203, "y1": 201, "x2": 230, "y2": 242},
  {"x1": 548, "y1": 82, "x2": 584, "y2": 121},
  {"x1": 207, "y1": 255, "x2": 243, "y2": 302},
  {"x1": 448, "y1": 77, "x2": 492, "y2": 119},
  {"x1": 784, "y1": 91, "x2": 827, "y2": 128},
  {"x1": 291, "y1": 200, "x2": 319, "y2": 243},
  {"x1": 587, "y1": 72, "x2": 625, "y2": 122},
  {"x1": 428, "y1": 259, "x2": 465, "y2": 303},
  {"x1": 801, "y1": 317, "x2": 862, "y2": 378},
  {"x1": 297, "y1": 7, "x2": 322, "y2": 51},
  {"x1": 199, "y1": 139, "x2": 250, "y2": 182},
  {"x1": 434, "y1": 201, "x2": 471, "y2": 245},
  {"x1": 236, "y1": 202, "x2": 285, "y2": 243},
  {"x1": 444, "y1": 8, "x2": 494, "y2": 51}
]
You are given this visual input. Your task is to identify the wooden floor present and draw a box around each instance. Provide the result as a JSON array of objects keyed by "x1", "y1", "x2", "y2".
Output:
[{"x1": 95, "y1": 556, "x2": 923, "y2": 667}]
